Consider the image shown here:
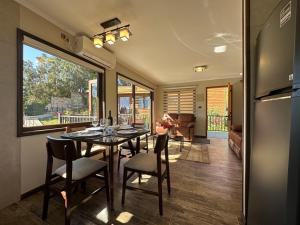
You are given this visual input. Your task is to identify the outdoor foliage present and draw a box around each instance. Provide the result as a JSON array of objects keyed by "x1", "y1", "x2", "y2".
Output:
[{"x1": 23, "y1": 53, "x2": 97, "y2": 116}]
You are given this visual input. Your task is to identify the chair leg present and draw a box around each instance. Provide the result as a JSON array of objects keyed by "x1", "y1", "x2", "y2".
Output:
[
  {"x1": 103, "y1": 150, "x2": 107, "y2": 161},
  {"x1": 121, "y1": 168, "x2": 127, "y2": 205},
  {"x1": 104, "y1": 167, "x2": 110, "y2": 203},
  {"x1": 118, "y1": 149, "x2": 122, "y2": 172},
  {"x1": 42, "y1": 184, "x2": 50, "y2": 220},
  {"x1": 166, "y1": 170, "x2": 171, "y2": 195},
  {"x1": 158, "y1": 176, "x2": 163, "y2": 215},
  {"x1": 138, "y1": 172, "x2": 142, "y2": 184},
  {"x1": 61, "y1": 190, "x2": 71, "y2": 225}
]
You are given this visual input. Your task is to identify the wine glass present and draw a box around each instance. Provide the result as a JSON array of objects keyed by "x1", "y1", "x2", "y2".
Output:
[
  {"x1": 92, "y1": 118, "x2": 98, "y2": 127},
  {"x1": 99, "y1": 118, "x2": 104, "y2": 127}
]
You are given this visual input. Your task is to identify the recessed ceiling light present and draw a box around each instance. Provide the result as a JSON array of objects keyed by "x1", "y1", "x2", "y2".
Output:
[
  {"x1": 194, "y1": 65, "x2": 208, "y2": 72},
  {"x1": 214, "y1": 45, "x2": 227, "y2": 53}
]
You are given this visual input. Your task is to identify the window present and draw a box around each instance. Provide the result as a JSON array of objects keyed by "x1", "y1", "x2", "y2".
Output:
[
  {"x1": 117, "y1": 74, "x2": 153, "y2": 130},
  {"x1": 163, "y1": 88, "x2": 196, "y2": 114},
  {"x1": 17, "y1": 30, "x2": 105, "y2": 136}
]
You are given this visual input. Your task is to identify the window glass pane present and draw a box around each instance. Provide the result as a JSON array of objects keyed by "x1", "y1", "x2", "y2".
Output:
[
  {"x1": 23, "y1": 44, "x2": 99, "y2": 127},
  {"x1": 135, "y1": 86, "x2": 151, "y2": 128},
  {"x1": 117, "y1": 77, "x2": 134, "y2": 124}
]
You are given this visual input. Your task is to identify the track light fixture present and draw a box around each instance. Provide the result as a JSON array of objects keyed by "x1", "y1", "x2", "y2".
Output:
[{"x1": 92, "y1": 18, "x2": 131, "y2": 48}]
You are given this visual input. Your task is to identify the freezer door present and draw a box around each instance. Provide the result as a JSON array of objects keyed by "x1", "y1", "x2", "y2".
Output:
[
  {"x1": 248, "y1": 96, "x2": 291, "y2": 225},
  {"x1": 256, "y1": 0, "x2": 295, "y2": 98},
  {"x1": 287, "y1": 94, "x2": 300, "y2": 225}
]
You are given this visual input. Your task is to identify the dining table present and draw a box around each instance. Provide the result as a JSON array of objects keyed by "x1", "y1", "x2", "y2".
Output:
[{"x1": 60, "y1": 126, "x2": 150, "y2": 210}]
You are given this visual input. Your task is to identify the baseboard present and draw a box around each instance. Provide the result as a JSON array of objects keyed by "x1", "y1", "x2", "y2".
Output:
[{"x1": 21, "y1": 185, "x2": 44, "y2": 200}]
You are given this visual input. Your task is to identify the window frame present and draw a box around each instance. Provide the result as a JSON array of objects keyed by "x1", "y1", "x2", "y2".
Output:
[
  {"x1": 17, "y1": 29, "x2": 106, "y2": 137},
  {"x1": 116, "y1": 73, "x2": 154, "y2": 132}
]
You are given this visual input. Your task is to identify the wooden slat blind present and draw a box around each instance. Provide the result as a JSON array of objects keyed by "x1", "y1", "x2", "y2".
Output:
[{"x1": 163, "y1": 88, "x2": 196, "y2": 114}]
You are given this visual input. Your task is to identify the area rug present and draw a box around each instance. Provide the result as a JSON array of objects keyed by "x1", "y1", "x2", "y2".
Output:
[
  {"x1": 166, "y1": 142, "x2": 210, "y2": 164},
  {"x1": 192, "y1": 136, "x2": 211, "y2": 144}
]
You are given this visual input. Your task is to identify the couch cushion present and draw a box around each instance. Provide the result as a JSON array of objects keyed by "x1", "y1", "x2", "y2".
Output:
[
  {"x1": 178, "y1": 113, "x2": 195, "y2": 122},
  {"x1": 124, "y1": 153, "x2": 165, "y2": 173},
  {"x1": 55, "y1": 157, "x2": 107, "y2": 180},
  {"x1": 168, "y1": 113, "x2": 178, "y2": 121}
]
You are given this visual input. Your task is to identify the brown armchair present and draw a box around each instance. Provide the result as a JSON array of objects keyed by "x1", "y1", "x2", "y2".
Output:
[{"x1": 167, "y1": 113, "x2": 196, "y2": 140}]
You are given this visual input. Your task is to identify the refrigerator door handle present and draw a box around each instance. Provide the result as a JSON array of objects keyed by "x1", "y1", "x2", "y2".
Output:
[{"x1": 258, "y1": 94, "x2": 292, "y2": 102}]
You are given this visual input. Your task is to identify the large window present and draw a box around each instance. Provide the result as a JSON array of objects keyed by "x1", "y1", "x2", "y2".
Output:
[
  {"x1": 17, "y1": 30, "x2": 105, "y2": 136},
  {"x1": 117, "y1": 74, "x2": 153, "y2": 130},
  {"x1": 163, "y1": 88, "x2": 196, "y2": 114}
]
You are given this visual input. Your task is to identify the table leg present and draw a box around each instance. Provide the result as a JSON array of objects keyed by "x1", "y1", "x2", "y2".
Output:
[
  {"x1": 109, "y1": 145, "x2": 114, "y2": 210},
  {"x1": 127, "y1": 140, "x2": 135, "y2": 156},
  {"x1": 85, "y1": 143, "x2": 93, "y2": 157},
  {"x1": 136, "y1": 137, "x2": 141, "y2": 154},
  {"x1": 76, "y1": 141, "x2": 82, "y2": 158}
]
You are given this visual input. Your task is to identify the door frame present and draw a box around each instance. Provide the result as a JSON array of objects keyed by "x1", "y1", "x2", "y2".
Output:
[{"x1": 205, "y1": 85, "x2": 231, "y2": 138}]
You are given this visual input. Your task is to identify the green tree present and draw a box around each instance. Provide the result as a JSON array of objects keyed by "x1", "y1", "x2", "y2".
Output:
[{"x1": 23, "y1": 53, "x2": 97, "y2": 116}]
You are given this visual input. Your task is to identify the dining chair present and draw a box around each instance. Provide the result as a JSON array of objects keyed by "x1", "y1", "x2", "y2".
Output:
[
  {"x1": 117, "y1": 123, "x2": 149, "y2": 171},
  {"x1": 66, "y1": 126, "x2": 107, "y2": 160},
  {"x1": 42, "y1": 136, "x2": 110, "y2": 225},
  {"x1": 121, "y1": 133, "x2": 170, "y2": 215}
]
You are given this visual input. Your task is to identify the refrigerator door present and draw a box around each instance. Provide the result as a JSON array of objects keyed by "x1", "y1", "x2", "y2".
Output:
[
  {"x1": 287, "y1": 92, "x2": 300, "y2": 225},
  {"x1": 256, "y1": 0, "x2": 295, "y2": 98},
  {"x1": 248, "y1": 95, "x2": 291, "y2": 225}
]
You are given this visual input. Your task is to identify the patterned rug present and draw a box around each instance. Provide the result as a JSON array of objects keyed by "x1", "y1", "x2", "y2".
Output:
[{"x1": 165, "y1": 142, "x2": 210, "y2": 164}]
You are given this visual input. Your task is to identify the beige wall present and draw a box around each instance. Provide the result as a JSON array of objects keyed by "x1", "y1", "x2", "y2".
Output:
[
  {"x1": 0, "y1": 0, "x2": 21, "y2": 209},
  {"x1": 157, "y1": 78, "x2": 242, "y2": 136}
]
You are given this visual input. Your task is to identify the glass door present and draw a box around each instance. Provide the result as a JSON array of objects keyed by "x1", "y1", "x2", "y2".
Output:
[{"x1": 135, "y1": 86, "x2": 151, "y2": 129}]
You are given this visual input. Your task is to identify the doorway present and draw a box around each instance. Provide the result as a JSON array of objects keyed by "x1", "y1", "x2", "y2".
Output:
[{"x1": 206, "y1": 85, "x2": 232, "y2": 139}]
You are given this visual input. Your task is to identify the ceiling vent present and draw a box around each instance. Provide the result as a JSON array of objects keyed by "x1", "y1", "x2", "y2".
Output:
[{"x1": 73, "y1": 36, "x2": 116, "y2": 70}]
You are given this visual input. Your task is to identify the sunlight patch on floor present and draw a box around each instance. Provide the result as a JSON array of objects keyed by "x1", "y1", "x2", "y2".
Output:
[
  {"x1": 131, "y1": 174, "x2": 152, "y2": 184},
  {"x1": 116, "y1": 211, "x2": 134, "y2": 223},
  {"x1": 96, "y1": 207, "x2": 109, "y2": 223}
]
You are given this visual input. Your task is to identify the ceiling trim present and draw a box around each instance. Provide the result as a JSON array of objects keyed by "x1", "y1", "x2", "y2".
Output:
[{"x1": 15, "y1": 0, "x2": 76, "y2": 36}]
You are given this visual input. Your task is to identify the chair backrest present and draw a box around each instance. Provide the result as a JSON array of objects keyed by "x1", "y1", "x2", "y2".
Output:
[
  {"x1": 154, "y1": 133, "x2": 169, "y2": 155},
  {"x1": 132, "y1": 123, "x2": 144, "y2": 129},
  {"x1": 154, "y1": 133, "x2": 169, "y2": 175},
  {"x1": 46, "y1": 136, "x2": 77, "y2": 161}
]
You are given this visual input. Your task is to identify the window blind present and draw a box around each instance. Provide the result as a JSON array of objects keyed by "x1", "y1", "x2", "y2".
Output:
[{"x1": 163, "y1": 88, "x2": 196, "y2": 114}]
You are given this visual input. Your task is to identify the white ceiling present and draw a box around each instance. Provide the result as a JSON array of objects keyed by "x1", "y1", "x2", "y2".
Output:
[{"x1": 16, "y1": 0, "x2": 243, "y2": 85}]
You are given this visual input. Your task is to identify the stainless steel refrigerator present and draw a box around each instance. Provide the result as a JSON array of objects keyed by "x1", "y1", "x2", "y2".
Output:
[{"x1": 248, "y1": 0, "x2": 300, "y2": 224}]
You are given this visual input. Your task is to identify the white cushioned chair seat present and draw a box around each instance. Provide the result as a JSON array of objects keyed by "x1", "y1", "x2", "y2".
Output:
[
  {"x1": 120, "y1": 141, "x2": 147, "y2": 149},
  {"x1": 55, "y1": 157, "x2": 107, "y2": 180},
  {"x1": 124, "y1": 153, "x2": 165, "y2": 173}
]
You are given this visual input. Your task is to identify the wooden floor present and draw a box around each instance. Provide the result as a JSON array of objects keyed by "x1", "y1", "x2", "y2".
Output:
[{"x1": 0, "y1": 138, "x2": 242, "y2": 225}]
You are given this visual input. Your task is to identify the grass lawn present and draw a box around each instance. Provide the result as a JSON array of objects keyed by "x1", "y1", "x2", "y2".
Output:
[{"x1": 40, "y1": 118, "x2": 59, "y2": 125}]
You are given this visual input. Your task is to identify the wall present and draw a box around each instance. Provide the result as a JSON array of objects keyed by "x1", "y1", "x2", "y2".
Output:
[
  {"x1": 232, "y1": 80, "x2": 244, "y2": 126},
  {"x1": 157, "y1": 78, "x2": 242, "y2": 137},
  {"x1": 0, "y1": 0, "x2": 21, "y2": 209},
  {"x1": 1, "y1": 3, "x2": 158, "y2": 198}
]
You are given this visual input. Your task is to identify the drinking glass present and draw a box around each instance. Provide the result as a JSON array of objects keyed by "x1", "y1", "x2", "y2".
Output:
[
  {"x1": 92, "y1": 118, "x2": 98, "y2": 127},
  {"x1": 99, "y1": 118, "x2": 104, "y2": 127}
]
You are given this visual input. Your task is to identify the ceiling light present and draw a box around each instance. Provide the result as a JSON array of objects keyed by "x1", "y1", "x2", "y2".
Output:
[
  {"x1": 93, "y1": 37, "x2": 103, "y2": 48},
  {"x1": 105, "y1": 32, "x2": 115, "y2": 45},
  {"x1": 214, "y1": 45, "x2": 227, "y2": 53},
  {"x1": 119, "y1": 27, "x2": 130, "y2": 41},
  {"x1": 194, "y1": 65, "x2": 208, "y2": 72},
  {"x1": 92, "y1": 18, "x2": 131, "y2": 47}
]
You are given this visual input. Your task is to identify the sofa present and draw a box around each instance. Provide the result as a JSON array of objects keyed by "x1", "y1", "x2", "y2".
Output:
[
  {"x1": 228, "y1": 125, "x2": 243, "y2": 159},
  {"x1": 168, "y1": 113, "x2": 196, "y2": 141}
]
